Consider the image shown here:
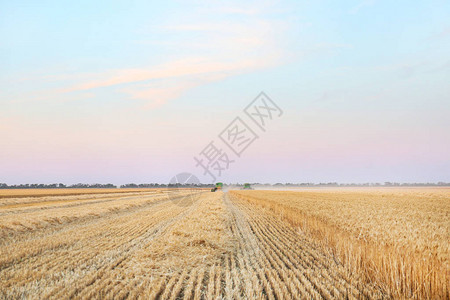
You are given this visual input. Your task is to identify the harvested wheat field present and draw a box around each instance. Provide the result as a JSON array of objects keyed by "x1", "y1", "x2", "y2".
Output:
[
  {"x1": 230, "y1": 188, "x2": 450, "y2": 299},
  {"x1": 0, "y1": 188, "x2": 448, "y2": 299}
]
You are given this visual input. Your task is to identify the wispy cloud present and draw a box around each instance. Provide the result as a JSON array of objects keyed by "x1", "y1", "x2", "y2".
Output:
[
  {"x1": 119, "y1": 72, "x2": 230, "y2": 109},
  {"x1": 37, "y1": 1, "x2": 289, "y2": 108},
  {"x1": 63, "y1": 58, "x2": 249, "y2": 92}
]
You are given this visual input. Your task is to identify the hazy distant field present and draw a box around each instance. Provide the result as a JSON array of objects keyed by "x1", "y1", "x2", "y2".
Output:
[{"x1": 0, "y1": 188, "x2": 448, "y2": 299}]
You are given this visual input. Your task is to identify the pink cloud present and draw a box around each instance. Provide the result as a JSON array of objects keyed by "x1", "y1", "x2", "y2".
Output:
[
  {"x1": 60, "y1": 50, "x2": 280, "y2": 107},
  {"x1": 64, "y1": 57, "x2": 264, "y2": 93}
]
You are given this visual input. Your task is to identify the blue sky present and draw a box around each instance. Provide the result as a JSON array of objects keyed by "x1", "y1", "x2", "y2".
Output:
[{"x1": 1, "y1": 0, "x2": 449, "y2": 184}]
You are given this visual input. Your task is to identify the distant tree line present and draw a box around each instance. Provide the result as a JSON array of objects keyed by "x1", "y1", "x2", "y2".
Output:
[
  {"x1": 120, "y1": 183, "x2": 166, "y2": 188},
  {"x1": 121, "y1": 182, "x2": 450, "y2": 188},
  {"x1": 0, "y1": 183, "x2": 117, "y2": 189},
  {"x1": 240, "y1": 182, "x2": 450, "y2": 187},
  {"x1": 1, "y1": 182, "x2": 449, "y2": 189},
  {"x1": 120, "y1": 183, "x2": 212, "y2": 188}
]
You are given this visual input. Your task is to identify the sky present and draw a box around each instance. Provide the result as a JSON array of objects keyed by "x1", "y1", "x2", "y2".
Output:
[{"x1": 1, "y1": 0, "x2": 449, "y2": 185}]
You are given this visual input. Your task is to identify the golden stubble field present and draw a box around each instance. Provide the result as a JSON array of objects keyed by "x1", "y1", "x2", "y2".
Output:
[
  {"x1": 230, "y1": 188, "x2": 450, "y2": 299},
  {"x1": 0, "y1": 188, "x2": 448, "y2": 299}
]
